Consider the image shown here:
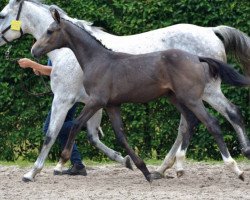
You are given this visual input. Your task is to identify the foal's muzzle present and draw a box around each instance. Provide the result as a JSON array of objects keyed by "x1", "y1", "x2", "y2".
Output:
[{"x1": 31, "y1": 47, "x2": 41, "y2": 59}]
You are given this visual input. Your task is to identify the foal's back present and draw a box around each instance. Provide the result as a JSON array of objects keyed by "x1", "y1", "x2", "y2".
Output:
[{"x1": 101, "y1": 49, "x2": 207, "y2": 105}]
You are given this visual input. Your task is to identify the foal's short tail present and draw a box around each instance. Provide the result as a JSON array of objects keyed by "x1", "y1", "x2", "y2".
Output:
[
  {"x1": 199, "y1": 57, "x2": 250, "y2": 87},
  {"x1": 213, "y1": 26, "x2": 250, "y2": 76}
]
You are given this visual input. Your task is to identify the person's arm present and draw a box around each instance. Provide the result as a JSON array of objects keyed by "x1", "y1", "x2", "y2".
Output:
[{"x1": 18, "y1": 58, "x2": 52, "y2": 76}]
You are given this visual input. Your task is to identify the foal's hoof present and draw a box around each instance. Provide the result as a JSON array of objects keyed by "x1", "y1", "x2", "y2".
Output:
[
  {"x1": 238, "y1": 172, "x2": 245, "y2": 182},
  {"x1": 150, "y1": 171, "x2": 164, "y2": 180},
  {"x1": 176, "y1": 170, "x2": 185, "y2": 178},
  {"x1": 146, "y1": 174, "x2": 154, "y2": 183},
  {"x1": 53, "y1": 170, "x2": 62, "y2": 175},
  {"x1": 242, "y1": 147, "x2": 250, "y2": 159},
  {"x1": 124, "y1": 155, "x2": 133, "y2": 170}
]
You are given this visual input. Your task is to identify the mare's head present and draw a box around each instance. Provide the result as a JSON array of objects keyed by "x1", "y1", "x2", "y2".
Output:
[
  {"x1": 31, "y1": 9, "x2": 66, "y2": 58},
  {"x1": 0, "y1": 0, "x2": 69, "y2": 46},
  {"x1": 0, "y1": 0, "x2": 25, "y2": 45}
]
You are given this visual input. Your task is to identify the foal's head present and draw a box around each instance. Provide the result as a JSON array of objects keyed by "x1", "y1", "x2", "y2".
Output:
[{"x1": 31, "y1": 9, "x2": 65, "y2": 58}]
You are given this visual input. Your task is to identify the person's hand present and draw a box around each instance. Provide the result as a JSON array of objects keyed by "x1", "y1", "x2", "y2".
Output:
[
  {"x1": 33, "y1": 69, "x2": 41, "y2": 76},
  {"x1": 18, "y1": 58, "x2": 35, "y2": 69}
]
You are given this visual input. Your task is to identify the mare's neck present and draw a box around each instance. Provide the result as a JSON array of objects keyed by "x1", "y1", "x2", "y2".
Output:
[
  {"x1": 21, "y1": 2, "x2": 52, "y2": 40},
  {"x1": 22, "y1": 2, "x2": 70, "y2": 59},
  {"x1": 65, "y1": 21, "x2": 111, "y2": 71}
]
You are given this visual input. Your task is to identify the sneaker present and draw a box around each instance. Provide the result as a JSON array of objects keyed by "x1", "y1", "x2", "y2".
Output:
[{"x1": 54, "y1": 164, "x2": 87, "y2": 176}]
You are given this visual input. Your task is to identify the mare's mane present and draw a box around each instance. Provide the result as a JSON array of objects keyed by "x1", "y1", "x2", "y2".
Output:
[{"x1": 62, "y1": 18, "x2": 113, "y2": 51}]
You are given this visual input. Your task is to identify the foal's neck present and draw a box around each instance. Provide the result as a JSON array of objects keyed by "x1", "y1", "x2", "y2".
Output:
[{"x1": 64, "y1": 20, "x2": 111, "y2": 71}]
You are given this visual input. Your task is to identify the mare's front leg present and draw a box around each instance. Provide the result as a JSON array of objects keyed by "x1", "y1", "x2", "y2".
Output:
[
  {"x1": 22, "y1": 97, "x2": 74, "y2": 182},
  {"x1": 155, "y1": 115, "x2": 188, "y2": 177},
  {"x1": 106, "y1": 106, "x2": 152, "y2": 182},
  {"x1": 86, "y1": 109, "x2": 132, "y2": 170}
]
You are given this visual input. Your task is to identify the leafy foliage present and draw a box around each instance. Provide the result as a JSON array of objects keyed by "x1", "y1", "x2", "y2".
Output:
[{"x1": 0, "y1": 0, "x2": 250, "y2": 161}]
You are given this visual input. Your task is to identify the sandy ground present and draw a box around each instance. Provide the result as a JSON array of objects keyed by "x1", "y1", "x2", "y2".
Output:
[{"x1": 0, "y1": 162, "x2": 250, "y2": 200}]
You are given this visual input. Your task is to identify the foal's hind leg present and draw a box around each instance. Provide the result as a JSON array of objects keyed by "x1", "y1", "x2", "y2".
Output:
[
  {"x1": 185, "y1": 100, "x2": 244, "y2": 180},
  {"x1": 86, "y1": 109, "x2": 132, "y2": 170},
  {"x1": 106, "y1": 106, "x2": 152, "y2": 182}
]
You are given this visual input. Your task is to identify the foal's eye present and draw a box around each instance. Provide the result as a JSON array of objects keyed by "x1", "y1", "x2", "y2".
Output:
[
  {"x1": 47, "y1": 30, "x2": 53, "y2": 35},
  {"x1": 0, "y1": 15, "x2": 5, "y2": 19}
]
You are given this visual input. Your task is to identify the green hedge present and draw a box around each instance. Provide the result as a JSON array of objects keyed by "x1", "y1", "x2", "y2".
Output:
[{"x1": 0, "y1": 0, "x2": 250, "y2": 162}]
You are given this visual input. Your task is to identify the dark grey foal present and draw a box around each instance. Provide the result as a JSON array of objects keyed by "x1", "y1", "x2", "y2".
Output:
[{"x1": 31, "y1": 9, "x2": 250, "y2": 182}]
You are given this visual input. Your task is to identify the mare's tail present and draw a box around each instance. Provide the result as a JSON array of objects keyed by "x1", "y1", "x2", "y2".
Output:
[
  {"x1": 199, "y1": 57, "x2": 250, "y2": 87},
  {"x1": 212, "y1": 26, "x2": 250, "y2": 76}
]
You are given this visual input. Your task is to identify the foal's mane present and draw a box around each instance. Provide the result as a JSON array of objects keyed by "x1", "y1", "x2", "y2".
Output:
[{"x1": 62, "y1": 18, "x2": 113, "y2": 51}]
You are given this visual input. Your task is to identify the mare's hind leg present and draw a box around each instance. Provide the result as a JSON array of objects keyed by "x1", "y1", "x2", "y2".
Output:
[
  {"x1": 23, "y1": 97, "x2": 74, "y2": 182},
  {"x1": 86, "y1": 109, "x2": 132, "y2": 170},
  {"x1": 154, "y1": 113, "x2": 199, "y2": 178},
  {"x1": 185, "y1": 100, "x2": 244, "y2": 180},
  {"x1": 153, "y1": 97, "x2": 199, "y2": 179},
  {"x1": 106, "y1": 106, "x2": 152, "y2": 182},
  {"x1": 155, "y1": 115, "x2": 186, "y2": 175},
  {"x1": 203, "y1": 82, "x2": 250, "y2": 158},
  {"x1": 174, "y1": 113, "x2": 199, "y2": 178}
]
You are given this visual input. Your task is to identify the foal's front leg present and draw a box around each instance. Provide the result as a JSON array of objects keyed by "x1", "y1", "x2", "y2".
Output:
[
  {"x1": 59, "y1": 101, "x2": 102, "y2": 165},
  {"x1": 106, "y1": 106, "x2": 153, "y2": 182}
]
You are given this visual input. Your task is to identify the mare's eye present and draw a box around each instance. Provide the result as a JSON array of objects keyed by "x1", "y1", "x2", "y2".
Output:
[
  {"x1": 47, "y1": 30, "x2": 53, "y2": 35},
  {"x1": 0, "y1": 15, "x2": 5, "y2": 19}
]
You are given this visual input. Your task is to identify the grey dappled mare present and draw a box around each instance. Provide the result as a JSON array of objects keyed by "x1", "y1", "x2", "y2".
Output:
[
  {"x1": 32, "y1": 10, "x2": 250, "y2": 182},
  {"x1": 1, "y1": 0, "x2": 250, "y2": 181},
  {"x1": 0, "y1": 0, "x2": 133, "y2": 181}
]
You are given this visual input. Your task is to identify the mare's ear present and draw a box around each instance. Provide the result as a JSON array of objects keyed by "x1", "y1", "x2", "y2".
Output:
[{"x1": 51, "y1": 9, "x2": 61, "y2": 24}]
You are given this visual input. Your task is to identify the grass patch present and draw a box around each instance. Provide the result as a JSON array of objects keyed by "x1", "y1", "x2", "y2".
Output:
[{"x1": 0, "y1": 157, "x2": 249, "y2": 167}]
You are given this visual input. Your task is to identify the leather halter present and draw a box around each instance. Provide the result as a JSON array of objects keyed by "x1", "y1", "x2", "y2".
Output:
[{"x1": 1, "y1": 2, "x2": 24, "y2": 43}]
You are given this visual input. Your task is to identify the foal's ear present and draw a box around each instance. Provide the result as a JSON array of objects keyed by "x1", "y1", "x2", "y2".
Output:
[
  {"x1": 51, "y1": 9, "x2": 61, "y2": 24},
  {"x1": 16, "y1": 0, "x2": 24, "y2": 4}
]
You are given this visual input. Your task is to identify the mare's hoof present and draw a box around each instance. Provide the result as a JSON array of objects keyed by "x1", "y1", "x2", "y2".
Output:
[
  {"x1": 124, "y1": 155, "x2": 133, "y2": 170},
  {"x1": 22, "y1": 177, "x2": 34, "y2": 182},
  {"x1": 242, "y1": 148, "x2": 250, "y2": 159},
  {"x1": 239, "y1": 172, "x2": 245, "y2": 181},
  {"x1": 150, "y1": 171, "x2": 164, "y2": 180},
  {"x1": 176, "y1": 170, "x2": 185, "y2": 178}
]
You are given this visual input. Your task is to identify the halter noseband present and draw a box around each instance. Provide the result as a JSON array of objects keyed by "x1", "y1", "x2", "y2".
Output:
[{"x1": 0, "y1": 1, "x2": 24, "y2": 43}]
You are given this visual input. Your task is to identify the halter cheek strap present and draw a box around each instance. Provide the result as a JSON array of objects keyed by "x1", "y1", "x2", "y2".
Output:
[{"x1": 1, "y1": 2, "x2": 24, "y2": 43}]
